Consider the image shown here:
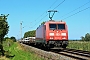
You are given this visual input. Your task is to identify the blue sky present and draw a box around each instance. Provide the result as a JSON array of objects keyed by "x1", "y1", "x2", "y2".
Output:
[{"x1": 0, "y1": 0, "x2": 90, "y2": 39}]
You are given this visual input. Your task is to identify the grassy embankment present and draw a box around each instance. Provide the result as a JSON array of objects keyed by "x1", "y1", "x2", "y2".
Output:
[
  {"x1": 67, "y1": 41, "x2": 90, "y2": 51},
  {"x1": 0, "y1": 39, "x2": 44, "y2": 60}
]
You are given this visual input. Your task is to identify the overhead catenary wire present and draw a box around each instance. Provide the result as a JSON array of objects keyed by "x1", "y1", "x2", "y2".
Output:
[
  {"x1": 32, "y1": 0, "x2": 58, "y2": 21},
  {"x1": 62, "y1": 7, "x2": 90, "y2": 20},
  {"x1": 53, "y1": 0, "x2": 65, "y2": 10},
  {"x1": 31, "y1": 0, "x2": 66, "y2": 28},
  {"x1": 40, "y1": 0, "x2": 66, "y2": 20},
  {"x1": 30, "y1": 14, "x2": 48, "y2": 28},
  {"x1": 24, "y1": 0, "x2": 58, "y2": 28},
  {"x1": 60, "y1": 1, "x2": 90, "y2": 18}
]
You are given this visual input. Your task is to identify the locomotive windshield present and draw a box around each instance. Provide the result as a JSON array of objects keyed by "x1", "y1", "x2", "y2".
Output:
[
  {"x1": 49, "y1": 24, "x2": 65, "y2": 30},
  {"x1": 49, "y1": 24, "x2": 57, "y2": 30},
  {"x1": 58, "y1": 24, "x2": 65, "y2": 30}
]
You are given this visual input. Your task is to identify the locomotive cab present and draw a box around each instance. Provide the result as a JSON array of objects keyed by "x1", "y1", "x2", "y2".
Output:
[{"x1": 45, "y1": 20, "x2": 68, "y2": 48}]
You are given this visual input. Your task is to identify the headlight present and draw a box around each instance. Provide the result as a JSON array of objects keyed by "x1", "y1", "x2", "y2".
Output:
[
  {"x1": 49, "y1": 33, "x2": 54, "y2": 36},
  {"x1": 50, "y1": 37, "x2": 54, "y2": 39},
  {"x1": 61, "y1": 33, "x2": 66, "y2": 36},
  {"x1": 62, "y1": 37, "x2": 66, "y2": 39}
]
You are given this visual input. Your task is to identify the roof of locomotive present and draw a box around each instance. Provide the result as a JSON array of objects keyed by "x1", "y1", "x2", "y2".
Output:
[
  {"x1": 36, "y1": 20, "x2": 66, "y2": 29},
  {"x1": 45, "y1": 20, "x2": 66, "y2": 24}
]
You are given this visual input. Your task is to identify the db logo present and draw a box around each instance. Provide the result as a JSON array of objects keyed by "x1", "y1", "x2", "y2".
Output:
[{"x1": 56, "y1": 33, "x2": 60, "y2": 36}]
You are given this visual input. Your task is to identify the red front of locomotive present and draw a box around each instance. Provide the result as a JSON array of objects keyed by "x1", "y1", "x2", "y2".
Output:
[{"x1": 45, "y1": 20, "x2": 68, "y2": 48}]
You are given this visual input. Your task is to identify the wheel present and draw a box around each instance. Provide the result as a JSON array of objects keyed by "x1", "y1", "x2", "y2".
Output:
[{"x1": 62, "y1": 44, "x2": 67, "y2": 48}]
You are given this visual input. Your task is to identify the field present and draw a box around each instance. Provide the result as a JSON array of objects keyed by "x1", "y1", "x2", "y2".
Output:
[
  {"x1": 67, "y1": 41, "x2": 90, "y2": 51},
  {"x1": 0, "y1": 39, "x2": 44, "y2": 60},
  {"x1": 1, "y1": 40, "x2": 90, "y2": 60}
]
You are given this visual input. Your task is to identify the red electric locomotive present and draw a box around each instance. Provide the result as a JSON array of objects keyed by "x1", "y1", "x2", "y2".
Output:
[{"x1": 36, "y1": 20, "x2": 68, "y2": 48}]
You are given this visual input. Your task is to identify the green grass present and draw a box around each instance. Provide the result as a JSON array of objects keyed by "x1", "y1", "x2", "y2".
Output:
[
  {"x1": 67, "y1": 41, "x2": 90, "y2": 51},
  {"x1": 2, "y1": 40, "x2": 44, "y2": 60}
]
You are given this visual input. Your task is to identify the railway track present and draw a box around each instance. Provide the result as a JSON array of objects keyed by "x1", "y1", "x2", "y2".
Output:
[
  {"x1": 50, "y1": 48, "x2": 90, "y2": 60},
  {"x1": 21, "y1": 43, "x2": 90, "y2": 60}
]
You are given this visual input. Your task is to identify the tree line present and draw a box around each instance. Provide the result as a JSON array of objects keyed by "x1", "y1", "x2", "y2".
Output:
[
  {"x1": 24, "y1": 30, "x2": 36, "y2": 38},
  {"x1": 23, "y1": 22, "x2": 46, "y2": 38},
  {"x1": 4, "y1": 36, "x2": 16, "y2": 42},
  {"x1": 81, "y1": 33, "x2": 90, "y2": 41}
]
